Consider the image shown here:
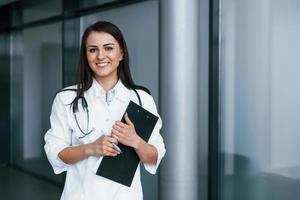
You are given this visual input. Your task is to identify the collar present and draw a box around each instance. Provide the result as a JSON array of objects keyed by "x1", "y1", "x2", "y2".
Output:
[{"x1": 90, "y1": 78, "x2": 131, "y2": 102}]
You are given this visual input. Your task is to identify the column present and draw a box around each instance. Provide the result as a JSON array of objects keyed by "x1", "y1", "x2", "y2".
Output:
[{"x1": 159, "y1": 0, "x2": 200, "y2": 199}]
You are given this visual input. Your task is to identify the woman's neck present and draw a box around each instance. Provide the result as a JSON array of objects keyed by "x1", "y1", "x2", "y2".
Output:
[{"x1": 95, "y1": 77, "x2": 118, "y2": 93}]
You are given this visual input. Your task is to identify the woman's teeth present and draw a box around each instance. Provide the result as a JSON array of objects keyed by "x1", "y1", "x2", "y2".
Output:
[{"x1": 97, "y1": 62, "x2": 109, "y2": 67}]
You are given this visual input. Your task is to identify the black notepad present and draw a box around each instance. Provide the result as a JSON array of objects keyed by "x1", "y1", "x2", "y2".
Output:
[{"x1": 96, "y1": 100, "x2": 159, "y2": 187}]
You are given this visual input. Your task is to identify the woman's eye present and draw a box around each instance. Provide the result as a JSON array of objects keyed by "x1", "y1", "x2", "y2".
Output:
[
  {"x1": 105, "y1": 46, "x2": 113, "y2": 51},
  {"x1": 88, "y1": 48, "x2": 96, "y2": 53}
]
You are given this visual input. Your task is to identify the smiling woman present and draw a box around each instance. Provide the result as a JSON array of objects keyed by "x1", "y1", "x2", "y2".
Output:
[
  {"x1": 44, "y1": 21, "x2": 166, "y2": 200},
  {"x1": 86, "y1": 31, "x2": 124, "y2": 89}
]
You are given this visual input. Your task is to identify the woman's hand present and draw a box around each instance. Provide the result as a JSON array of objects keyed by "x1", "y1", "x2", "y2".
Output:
[
  {"x1": 84, "y1": 135, "x2": 119, "y2": 157},
  {"x1": 111, "y1": 113, "x2": 143, "y2": 149},
  {"x1": 58, "y1": 135, "x2": 119, "y2": 164},
  {"x1": 111, "y1": 113, "x2": 158, "y2": 164}
]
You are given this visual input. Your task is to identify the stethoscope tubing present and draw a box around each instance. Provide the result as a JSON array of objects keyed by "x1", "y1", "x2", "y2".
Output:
[{"x1": 74, "y1": 89, "x2": 142, "y2": 139}]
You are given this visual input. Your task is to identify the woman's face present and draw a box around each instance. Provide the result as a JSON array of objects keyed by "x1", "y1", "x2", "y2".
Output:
[{"x1": 86, "y1": 31, "x2": 123, "y2": 82}]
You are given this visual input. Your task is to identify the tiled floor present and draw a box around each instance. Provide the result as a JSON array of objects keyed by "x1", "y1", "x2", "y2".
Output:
[{"x1": 0, "y1": 165, "x2": 62, "y2": 200}]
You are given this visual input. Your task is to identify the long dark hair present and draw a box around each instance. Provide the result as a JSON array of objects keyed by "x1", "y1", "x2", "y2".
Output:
[{"x1": 65, "y1": 21, "x2": 150, "y2": 112}]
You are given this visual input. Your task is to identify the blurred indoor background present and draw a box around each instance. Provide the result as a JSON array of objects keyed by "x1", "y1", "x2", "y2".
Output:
[{"x1": 0, "y1": 0, "x2": 299, "y2": 200}]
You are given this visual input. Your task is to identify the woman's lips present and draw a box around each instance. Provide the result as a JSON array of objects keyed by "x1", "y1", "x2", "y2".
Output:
[{"x1": 96, "y1": 62, "x2": 109, "y2": 67}]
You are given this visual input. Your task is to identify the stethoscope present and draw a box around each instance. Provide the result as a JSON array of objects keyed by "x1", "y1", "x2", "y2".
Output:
[
  {"x1": 72, "y1": 95, "x2": 93, "y2": 139},
  {"x1": 73, "y1": 88, "x2": 142, "y2": 139}
]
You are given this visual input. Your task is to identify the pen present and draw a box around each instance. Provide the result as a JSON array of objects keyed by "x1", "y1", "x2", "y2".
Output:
[
  {"x1": 100, "y1": 130, "x2": 122, "y2": 154},
  {"x1": 112, "y1": 143, "x2": 122, "y2": 154}
]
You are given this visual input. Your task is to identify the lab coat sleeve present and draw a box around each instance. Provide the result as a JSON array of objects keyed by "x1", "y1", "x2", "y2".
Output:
[
  {"x1": 44, "y1": 93, "x2": 71, "y2": 174},
  {"x1": 143, "y1": 96, "x2": 166, "y2": 174}
]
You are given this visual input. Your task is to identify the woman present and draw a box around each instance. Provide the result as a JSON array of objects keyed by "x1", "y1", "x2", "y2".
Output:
[{"x1": 44, "y1": 21, "x2": 165, "y2": 200}]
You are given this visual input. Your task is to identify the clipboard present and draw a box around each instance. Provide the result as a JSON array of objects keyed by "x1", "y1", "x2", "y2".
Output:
[{"x1": 96, "y1": 100, "x2": 158, "y2": 187}]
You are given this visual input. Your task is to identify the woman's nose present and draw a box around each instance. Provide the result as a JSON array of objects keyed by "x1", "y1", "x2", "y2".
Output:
[{"x1": 97, "y1": 49, "x2": 105, "y2": 60}]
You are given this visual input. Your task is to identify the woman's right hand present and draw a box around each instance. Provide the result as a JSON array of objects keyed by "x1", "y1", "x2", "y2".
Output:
[{"x1": 84, "y1": 135, "x2": 119, "y2": 157}]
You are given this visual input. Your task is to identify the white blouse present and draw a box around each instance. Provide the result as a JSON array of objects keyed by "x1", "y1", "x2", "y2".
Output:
[{"x1": 44, "y1": 79, "x2": 166, "y2": 200}]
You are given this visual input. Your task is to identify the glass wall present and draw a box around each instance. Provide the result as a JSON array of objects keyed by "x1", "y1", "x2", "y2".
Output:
[
  {"x1": 7, "y1": 0, "x2": 160, "y2": 198},
  {"x1": 80, "y1": 0, "x2": 119, "y2": 9},
  {"x1": 9, "y1": 0, "x2": 158, "y2": 193},
  {"x1": 21, "y1": 0, "x2": 62, "y2": 24},
  {"x1": 11, "y1": 22, "x2": 63, "y2": 184},
  {"x1": 219, "y1": 0, "x2": 300, "y2": 200},
  {"x1": 0, "y1": 33, "x2": 10, "y2": 164}
]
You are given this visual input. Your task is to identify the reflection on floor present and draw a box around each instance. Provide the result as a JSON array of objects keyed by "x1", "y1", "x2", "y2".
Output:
[{"x1": 0, "y1": 165, "x2": 62, "y2": 200}]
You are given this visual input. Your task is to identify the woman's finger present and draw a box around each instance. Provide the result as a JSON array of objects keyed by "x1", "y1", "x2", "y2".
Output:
[
  {"x1": 103, "y1": 146, "x2": 118, "y2": 156},
  {"x1": 111, "y1": 133, "x2": 119, "y2": 140},
  {"x1": 106, "y1": 136, "x2": 118, "y2": 144},
  {"x1": 112, "y1": 127, "x2": 121, "y2": 135},
  {"x1": 124, "y1": 113, "x2": 133, "y2": 126},
  {"x1": 116, "y1": 121, "x2": 128, "y2": 129},
  {"x1": 113, "y1": 124, "x2": 123, "y2": 133}
]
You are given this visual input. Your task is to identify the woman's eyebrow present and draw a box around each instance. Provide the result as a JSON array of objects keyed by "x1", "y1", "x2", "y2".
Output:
[
  {"x1": 86, "y1": 43, "x2": 116, "y2": 48},
  {"x1": 103, "y1": 43, "x2": 116, "y2": 46},
  {"x1": 86, "y1": 45, "x2": 98, "y2": 48}
]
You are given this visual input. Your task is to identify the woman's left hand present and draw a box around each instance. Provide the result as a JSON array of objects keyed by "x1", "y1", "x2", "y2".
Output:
[{"x1": 111, "y1": 113, "x2": 142, "y2": 149}]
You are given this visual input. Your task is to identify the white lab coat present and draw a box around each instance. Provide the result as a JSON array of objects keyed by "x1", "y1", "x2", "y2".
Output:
[{"x1": 44, "y1": 79, "x2": 166, "y2": 200}]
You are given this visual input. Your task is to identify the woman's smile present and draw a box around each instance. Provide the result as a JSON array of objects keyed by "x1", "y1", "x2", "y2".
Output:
[
  {"x1": 86, "y1": 31, "x2": 124, "y2": 82},
  {"x1": 96, "y1": 62, "x2": 110, "y2": 67}
]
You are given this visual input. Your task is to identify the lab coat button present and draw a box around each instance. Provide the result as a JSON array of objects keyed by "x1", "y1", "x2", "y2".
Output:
[{"x1": 105, "y1": 118, "x2": 109, "y2": 122}]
